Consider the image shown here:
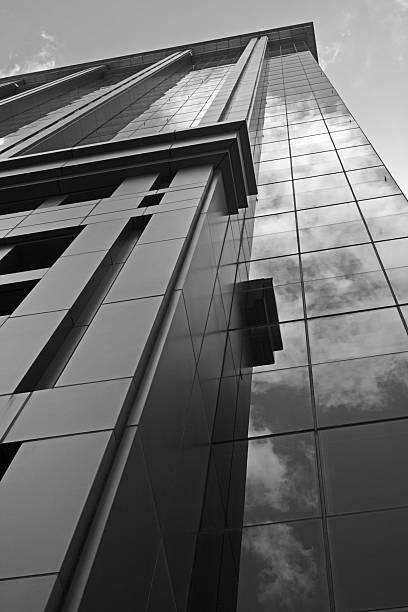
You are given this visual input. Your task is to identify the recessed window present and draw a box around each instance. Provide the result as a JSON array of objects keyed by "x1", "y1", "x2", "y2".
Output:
[
  {"x1": 0, "y1": 230, "x2": 81, "y2": 274},
  {"x1": 0, "y1": 442, "x2": 21, "y2": 481},
  {"x1": 0, "y1": 280, "x2": 39, "y2": 315},
  {"x1": 0, "y1": 196, "x2": 44, "y2": 215},
  {"x1": 61, "y1": 184, "x2": 121, "y2": 205}
]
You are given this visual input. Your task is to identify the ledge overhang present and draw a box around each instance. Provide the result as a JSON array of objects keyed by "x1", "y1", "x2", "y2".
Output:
[{"x1": 0, "y1": 120, "x2": 257, "y2": 215}]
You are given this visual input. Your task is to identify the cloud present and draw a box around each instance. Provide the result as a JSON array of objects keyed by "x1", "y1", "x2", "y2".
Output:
[
  {"x1": 241, "y1": 523, "x2": 320, "y2": 609},
  {"x1": 244, "y1": 436, "x2": 319, "y2": 524},
  {"x1": 367, "y1": 0, "x2": 408, "y2": 63},
  {"x1": 319, "y1": 10, "x2": 353, "y2": 71},
  {"x1": 0, "y1": 30, "x2": 59, "y2": 78},
  {"x1": 394, "y1": 0, "x2": 408, "y2": 9}
]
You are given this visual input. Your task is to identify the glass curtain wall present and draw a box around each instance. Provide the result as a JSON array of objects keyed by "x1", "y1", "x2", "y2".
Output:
[
  {"x1": 0, "y1": 69, "x2": 139, "y2": 155},
  {"x1": 218, "y1": 46, "x2": 408, "y2": 612},
  {"x1": 79, "y1": 54, "x2": 239, "y2": 145}
]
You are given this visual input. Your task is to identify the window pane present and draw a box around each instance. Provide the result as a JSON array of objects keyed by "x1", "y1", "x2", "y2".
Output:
[
  {"x1": 294, "y1": 173, "x2": 353, "y2": 209},
  {"x1": 248, "y1": 255, "x2": 301, "y2": 285},
  {"x1": 331, "y1": 127, "x2": 368, "y2": 148},
  {"x1": 304, "y1": 270, "x2": 394, "y2": 316},
  {"x1": 258, "y1": 126, "x2": 288, "y2": 144},
  {"x1": 244, "y1": 433, "x2": 320, "y2": 525},
  {"x1": 329, "y1": 508, "x2": 408, "y2": 611},
  {"x1": 321, "y1": 420, "x2": 408, "y2": 514},
  {"x1": 257, "y1": 159, "x2": 292, "y2": 184},
  {"x1": 252, "y1": 213, "x2": 296, "y2": 236},
  {"x1": 360, "y1": 195, "x2": 408, "y2": 240},
  {"x1": 291, "y1": 133, "x2": 334, "y2": 156},
  {"x1": 376, "y1": 238, "x2": 408, "y2": 268},
  {"x1": 347, "y1": 166, "x2": 400, "y2": 200},
  {"x1": 287, "y1": 107, "x2": 322, "y2": 123},
  {"x1": 238, "y1": 520, "x2": 330, "y2": 612},
  {"x1": 298, "y1": 203, "x2": 369, "y2": 251},
  {"x1": 292, "y1": 150, "x2": 342, "y2": 179},
  {"x1": 338, "y1": 144, "x2": 381, "y2": 170},
  {"x1": 251, "y1": 231, "x2": 298, "y2": 258},
  {"x1": 387, "y1": 267, "x2": 408, "y2": 303},
  {"x1": 325, "y1": 114, "x2": 357, "y2": 131},
  {"x1": 308, "y1": 308, "x2": 408, "y2": 363},
  {"x1": 289, "y1": 119, "x2": 328, "y2": 139},
  {"x1": 256, "y1": 182, "x2": 294, "y2": 214},
  {"x1": 259, "y1": 140, "x2": 290, "y2": 161},
  {"x1": 275, "y1": 282, "x2": 304, "y2": 321},
  {"x1": 245, "y1": 367, "x2": 313, "y2": 437},
  {"x1": 301, "y1": 244, "x2": 381, "y2": 281},
  {"x1": 313, "y1": 352, "x2": 408, "y2": 426},
  {"x1": 252, "y1": 320, "x2": 308, "y2": 372}
]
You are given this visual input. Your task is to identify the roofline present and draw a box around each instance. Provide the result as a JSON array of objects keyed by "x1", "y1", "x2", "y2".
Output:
[{"x1": 0, "y1": 22, "x2": 318, "y2": 86}]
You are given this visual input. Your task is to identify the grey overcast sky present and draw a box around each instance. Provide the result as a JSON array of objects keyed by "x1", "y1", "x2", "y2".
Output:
[{"x1": 0, "y1": 0, "x2": 407, "y2": 194}]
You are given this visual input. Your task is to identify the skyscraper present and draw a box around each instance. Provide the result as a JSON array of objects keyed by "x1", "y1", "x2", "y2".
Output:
[{"x1": 0, "y1": 20, "x2": 407, "y2": 612}]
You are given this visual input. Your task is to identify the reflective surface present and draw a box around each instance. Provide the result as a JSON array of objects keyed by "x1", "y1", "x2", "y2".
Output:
[
  {"x1": 237, "y1": 520, "x2": 330, "y2": 611},
  {"x1": 239, "y1": 46, "x2": 408, "y2": 612},
  {"x1": 244, "y1": 433, "x2": 320, "y2": 524}
]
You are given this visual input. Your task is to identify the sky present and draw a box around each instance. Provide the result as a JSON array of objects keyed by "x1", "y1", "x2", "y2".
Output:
[{"x1": 0, "y1": 0, "x2": 406, "y2": 194}]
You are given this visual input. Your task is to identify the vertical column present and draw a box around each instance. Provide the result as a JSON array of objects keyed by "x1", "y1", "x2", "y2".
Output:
[{"x1": 199, "y1": 37, "x2": 267, "y2": 126}]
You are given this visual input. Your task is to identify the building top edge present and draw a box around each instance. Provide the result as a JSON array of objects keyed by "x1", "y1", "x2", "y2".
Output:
[{"x1": 0, "y1": 22, "x2": 317, "y2": 86}]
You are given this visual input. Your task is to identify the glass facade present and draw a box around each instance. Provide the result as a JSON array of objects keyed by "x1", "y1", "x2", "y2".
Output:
[
  {"x1": 223, "y1": 46, "x2": 408, "y2": 612},
  {"x1": 79, "y1": 54, "x2": 238, "y2": 145},
  {"x1": 0, "y1": 23, "x2": 406, "y2": 612},
  {"x1": 0, "y1": 68, "x2": 139, "y2": 155}
]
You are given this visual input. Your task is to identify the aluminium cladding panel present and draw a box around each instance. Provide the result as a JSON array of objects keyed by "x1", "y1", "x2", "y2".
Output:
[
  {"x1": 0, "y1": 575, "x2": 62, "y2": 612},
  {"x1": 0, "y1": 310, "x2": 71, "y2": 395},
  {"x1": 56, "y1": 167, "x2": 235, "y2": 612},
  {"x1": 0, "y1": 431, "x2": 114, "y2": 582},
  {"x1": 59, "y1": 427, "x2": 161, "y2": 612},
  {"x1": 54, "y1": 177, "x2": 205, "y2": 388}
]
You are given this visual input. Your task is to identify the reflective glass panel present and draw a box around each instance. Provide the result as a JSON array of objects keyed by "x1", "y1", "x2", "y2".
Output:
[
  {"x1": 331, "y1": 128, "x2": 369, "y2": 148},
  {"x1": 321, "y1": 420, "x2": 408, "y2": 514},
  {"x1": 257, "y1": 159, "x2": 292, "y2": 184},
  {"x1": 247, "y1": 367, "x2": 313, "y2": 436},
  {"x1": 329, "y1": 508, "x2": 408, "y2": 611},
  {"x1": 289, "y1": 120, "x2": 328, "y2": 139},
  {"x1": 290, "y1": 133, "x2": 334, "y2": 156},
  {"x1": 304, "y1": 269, "x2": 394, "y2": 316},
  {"x1": 251, "y1": 231, "x2": 298, "y2": 259},
  {"x1": 244, "y1": 433, "x2": 320, "y2": 525},
  {"x1": 294, "y1": 173, "x2": 353, "y2": 209},
  {"x1": 301, "y1": 244, "x2": 381, "y2": 281},
  {"x1": 308, "y1": 307, "x2": 408, "y2": 363},
  {"x1": 275, "y1": 282, "x2": 304, "y2": 321},
  {"x1": 298, "y1": 204, "x2": 369, "y2": 251},
  {"x1": 338, "y1": 144, "x2": 382, "y2": 170},
  {"x1": 252, "y1": 320, "x2": 308, "y2": 372},
  {"x1": 360, "y1": 195, "x2": 408, "y2": 240},
  {"x1": 287, "y1": 108, "x2": 323, "y2": 124},
  {"x1": 248, "y1": 255, "x2": 301, "y2": 285},
  {"x1": 387, "y1": 267, "x2": 408, "y2": 303},
  {"x1": 256, "y1": 182, "x2": 294, "y2": 214},
  {"x1": 259, "y1": 140, "x2": 290, "y2": 161},
  {"x1": 237, "y1": 520, "x2": 330, "y2": 612},
  {"x1": 376, "y1": 238, "x2": 408, "y2": 268},
  {"x1": 252, "y1": 213, "x2": 296, "y2": 236},
  {"x1": 366, "y1": 212, "x2": 408, "y2": 241},
  {"x1": 313, "y1": 352, "x2": 408, "y2": 426},
  {"x1": 347, "y1": 166, "x2": 400, "y2": 200},
  {"x1": 292, "y1": 150, "x2": 342, "y2": 179}
]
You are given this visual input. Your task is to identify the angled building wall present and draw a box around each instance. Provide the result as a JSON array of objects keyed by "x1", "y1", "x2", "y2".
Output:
[{"x1": 0, "y1": 21, "x2": 406, "y2": 612}]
